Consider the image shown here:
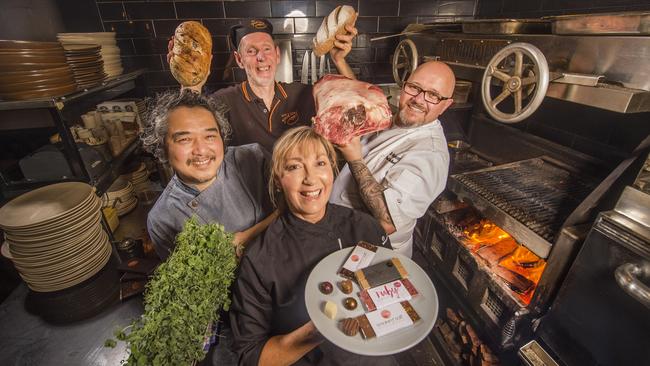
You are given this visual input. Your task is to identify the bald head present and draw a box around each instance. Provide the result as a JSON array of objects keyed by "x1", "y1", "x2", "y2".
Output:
[
  {"x1": 411, "y1": 61, "x2": 456, "y2": 98},
  {"x1": 396, "y1": 61, "x2": 456, "y2": 128}
]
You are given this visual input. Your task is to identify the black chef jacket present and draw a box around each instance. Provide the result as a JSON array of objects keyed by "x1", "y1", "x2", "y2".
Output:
[
  {"x1": 230, "y1": 203, "x2": 397, "y2": 366},
  {"x1": 211, "y1": 81, "x2": 315, "y2": 152}
]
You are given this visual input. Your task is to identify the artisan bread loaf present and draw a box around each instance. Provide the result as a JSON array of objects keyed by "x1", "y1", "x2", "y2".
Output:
[
  {"x1": 312, "y1": 5, "x2": 357, "y2": 57},
  {"x1": 170, "y1": 21, "x2": 212, "y2": 87}
]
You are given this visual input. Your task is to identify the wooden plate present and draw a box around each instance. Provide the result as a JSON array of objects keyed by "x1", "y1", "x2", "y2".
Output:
[{"x1": 0, "y1": 40, "x2": 62, "y2": 49}]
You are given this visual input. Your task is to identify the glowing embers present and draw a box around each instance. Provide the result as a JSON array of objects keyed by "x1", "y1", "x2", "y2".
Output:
[{"x1": 457, "y1": 217, "x2": 546, "y2": 305}]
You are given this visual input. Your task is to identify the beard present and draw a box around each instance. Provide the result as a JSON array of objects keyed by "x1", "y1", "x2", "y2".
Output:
[{"x1": 395, "y1": 99, "x2": 429, "y2": 128}]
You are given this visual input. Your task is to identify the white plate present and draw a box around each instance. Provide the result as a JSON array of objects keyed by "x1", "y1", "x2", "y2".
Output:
[
  {"x1": 305, "y1": 247, "x2": 439, "y2": 356},
  {"x1": 0, "y1": 182, "x2": 94, "y2": 229}
]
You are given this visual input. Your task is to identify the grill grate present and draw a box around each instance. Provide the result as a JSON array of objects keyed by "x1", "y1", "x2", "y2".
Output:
[{"x1": 453, "y1": 158, "x2": 596, "y2": 242}]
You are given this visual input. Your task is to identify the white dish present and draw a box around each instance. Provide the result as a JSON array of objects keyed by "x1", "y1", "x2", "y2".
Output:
[
  {"x1": 305, "y1": 247, "x2": 439, "y2": 356},
  {"x1": 0, "y1": 182, "x2": 94, "y2": 229}
]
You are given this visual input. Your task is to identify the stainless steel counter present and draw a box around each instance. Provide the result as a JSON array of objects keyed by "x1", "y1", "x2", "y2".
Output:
[{"x1": 0, "y1": 284, "x2": 142, "y2": 366}]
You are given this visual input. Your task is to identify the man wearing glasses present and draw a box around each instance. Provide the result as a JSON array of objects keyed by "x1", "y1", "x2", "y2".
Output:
[{"x1": 332, "y1": 61, "x2": 455, "y2": 257}]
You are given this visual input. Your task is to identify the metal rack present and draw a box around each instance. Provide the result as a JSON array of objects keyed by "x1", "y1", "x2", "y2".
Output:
[{"x1": 0, "y1": 69, "x2": 146, "y2": 200}]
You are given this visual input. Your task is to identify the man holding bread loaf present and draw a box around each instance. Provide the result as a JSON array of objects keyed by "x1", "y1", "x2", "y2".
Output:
[
  {"x1": 332, "y1": 61, "x2": 456, "y2": 258},
  {"x1": 170, "y1": 15, "x2": 358, "y2": 153}
]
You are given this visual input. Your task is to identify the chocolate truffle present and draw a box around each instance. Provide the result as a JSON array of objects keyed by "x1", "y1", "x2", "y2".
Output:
[
  {"x1": 340, "y1": 317, "x2": 359, "y2": 336},
  {"x1": 339, "y1": 279, "x2": 353, "y2": 294},
  {"x1": 319, "y1": 281, "x2": 334, "y2": 295},
  {"x1": 324, "y1": 300, "x2": 338, "y2": 319},
  {"x1": 343, "y1": 297, "x2": 358, "y2": 310}
]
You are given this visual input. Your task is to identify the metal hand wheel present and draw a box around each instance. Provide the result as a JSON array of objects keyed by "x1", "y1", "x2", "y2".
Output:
[
  {"x1": 393, "y1": 39, "x2": 418, "y2": 86},
  {"x1": 481, "y1": 42, "x2": 549, "y2": 124}
]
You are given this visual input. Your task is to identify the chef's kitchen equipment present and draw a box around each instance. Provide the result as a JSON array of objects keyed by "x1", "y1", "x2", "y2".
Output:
[
  {"x1": 300, "y1": 51, "x2": 331, "y2": 84},
  {"x1": 275, "y1": 39, "x2": 293, "y2": 83},
  {"x1": 399, "y1": 16, "x2": 650, "y2": 363},
  {"x1": 395, "y1": 19, "x2": 650, "y2": 119},
  {"x1": 462, "y1": 19, "x2": 551, "y2": 35},
  {"x1": 550, "y1": 11, "x2": 650, "y2": 35},
  {"x1": 529, "y1": 157, "x2": 650, "y2": 365},
  {"x1": 301, "y1": 50, "x2": 309, "y2": 84}
]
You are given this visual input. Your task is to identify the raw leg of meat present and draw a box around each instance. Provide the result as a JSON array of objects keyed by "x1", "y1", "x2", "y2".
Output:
[{"x1": 312, "y1": 74, "x2": 392, "y2": 144}]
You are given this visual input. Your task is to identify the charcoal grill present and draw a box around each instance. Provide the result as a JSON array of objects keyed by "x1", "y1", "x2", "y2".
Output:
[{"x1": 448, "y1": 157, "x2": 597, "y2": 258}]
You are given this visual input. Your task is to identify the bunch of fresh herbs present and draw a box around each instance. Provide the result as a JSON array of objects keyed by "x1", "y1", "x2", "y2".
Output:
[{"x1": 111, "y1": 217, "x2": 237, "y2": 365}]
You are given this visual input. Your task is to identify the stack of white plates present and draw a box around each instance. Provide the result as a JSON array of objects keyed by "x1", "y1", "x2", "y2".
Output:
[
  {"x1": 102, "y1": 177, "x2": 138, "y2": 216},
  {"x1": 57, "y1": 32, "x2": 123, "y2": 78},
  {"x1": 124, "y1": 162, "x2": 150, "y2": 193},
  {"x1": 0, "y1": 182, "x2": 111, "y2": 293}
]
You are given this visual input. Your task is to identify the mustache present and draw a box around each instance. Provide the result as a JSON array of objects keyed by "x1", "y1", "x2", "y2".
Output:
[
  {"x1": 185, "y1": 156, "x2": 216, "y2": 166},
  {"x1": 407, "y1": 99, "x2": 427, "y2": 112}
]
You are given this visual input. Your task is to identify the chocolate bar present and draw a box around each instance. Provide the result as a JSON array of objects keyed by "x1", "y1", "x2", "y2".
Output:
[
  {"x1": 359, "y1": 278, "x2": 419, "y2": 312},
  {"x1": 356, "y1": 301, "x2": 421, "y2": 339},
  {"x1": 354, "y1": 257, "x2": 408, "y2": 290},
  {"x1": 338, "y1": 241, "x2": 378, "y2": 279}
]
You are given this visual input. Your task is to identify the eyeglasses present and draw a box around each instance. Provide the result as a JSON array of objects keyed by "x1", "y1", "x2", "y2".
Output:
[{"x1": 402, "y1": 82, "x2": 451, "y2": 105}]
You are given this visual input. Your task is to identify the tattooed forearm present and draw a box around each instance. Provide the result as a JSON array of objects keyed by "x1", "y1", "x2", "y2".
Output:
[{"x1": 348, "y1": 159, "x2": 396, "y2": 234}]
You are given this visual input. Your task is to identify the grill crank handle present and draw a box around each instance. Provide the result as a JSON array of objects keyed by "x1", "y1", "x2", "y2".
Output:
[{"x1": 615, "y1": 261, "x2": 650, "y2": 309}]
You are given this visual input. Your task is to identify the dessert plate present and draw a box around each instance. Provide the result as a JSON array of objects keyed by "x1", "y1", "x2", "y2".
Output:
[{"x1": 305, "y1": 246, "x2": 439, "y2": 356}]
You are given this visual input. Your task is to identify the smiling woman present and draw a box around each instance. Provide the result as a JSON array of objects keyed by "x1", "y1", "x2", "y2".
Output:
[
  {"x1": 269, "y1": 127, "x2": 338, "y2": 222},
  {"x1": 229, "y1": 127, "x2": 396, "y2": 365}
]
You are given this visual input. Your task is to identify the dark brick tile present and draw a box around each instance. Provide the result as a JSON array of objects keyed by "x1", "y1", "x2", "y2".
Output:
[
  {"x1": 375, "y1": 47, "x2": 393, "y2": 62},
  {"x1": 224, "y1": 1, "x2": 271, "y2": 18},
  {"x1": 294, "y1": 17, "x2": 322, "y2": 34},
  {"x1": 122, "y1": 55, "x2": 164, "y2": 72},
  {"x1": 475, "y1": 0, "x2": 503, "y2": 18},
  {"x1": 268, "y1": 18, "x2": 295, "y2": 34},
  {"x1": 315, "y1": 0, "x2": 357, "y2": 17},
  {"x1": 400, "y1": 0, "x2": 438, "y2": 16},
  {"x1": 356, "y1": 16, "x2": 379, "y2": 33},
  {"x1": 378, "y1": 16, "x2": 417, "y2": 33},
  {"x1": 104, "y1": 20, "x2": 154, "y2": 38},
  {"x1": 213, "y1": 35, "x2": 230, "y2": 52},
  {"x1": 116, "y1": 39, "x2": 135, "y2": 55},
  {"x1": 176, "y1": 1, "x2": 224, "y2": 19},
  {"x1": 542, "y1": 0, "x2": 592, "y2": 11},
  {"x1": 500, "y1": 0, "x2": 541, "y2": 13},
  {"x1": 98, "y1": 3, "x2": 126, "y2": 21},
  {"x1": 438, "y1": 0, "x2": 476, "y2": 16},
  {"x1": 347, "y1": 48, "x2": 375, "y2": 63},
  {"x1": 359, "y1": 0, "x2": 398, "y2": 16},
  {"x1": 144, "y1": 70, "x2": 178, "y2": 87},
  {"x1": 203, "y1": 18, "x2": 244, "y2": 35},
  {"x1": 154, "y1": 19, "x2": 199, "y2": 38},
  {"x1": 125, "y1": 2, "x2": 175, "y2": 20},
  {"x1": 133, "y1": 37, "x2": 170, "y2": 55},
  {"x1": 271, "y1": 1, "x2": 316, "y2": 17},
  {"x1": 365, "y1": 33, "x2": 399, "y2": 48},
  {"x1": 212, "y1": 51, "x2": 235, "y2": 70}
]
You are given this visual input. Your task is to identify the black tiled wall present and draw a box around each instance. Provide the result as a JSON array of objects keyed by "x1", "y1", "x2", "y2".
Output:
[
  {"x1": 79, "y1": 0, "x2": 477, "y2": 93},
  {"x1": 476, "y1": 0, "x2": 650, "y2": 18}
]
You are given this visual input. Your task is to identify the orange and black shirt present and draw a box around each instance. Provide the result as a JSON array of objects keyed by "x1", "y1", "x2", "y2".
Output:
[{"x1": 211, "y1": 81, "x2": 315, "y2": 152}]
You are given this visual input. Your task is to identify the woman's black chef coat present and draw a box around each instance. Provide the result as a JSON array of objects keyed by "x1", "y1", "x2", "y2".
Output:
[{"x1": 230, "y1": 203, "x2": 398, "y2": 366}]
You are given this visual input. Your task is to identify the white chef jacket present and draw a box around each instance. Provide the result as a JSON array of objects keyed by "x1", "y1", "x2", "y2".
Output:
[{"x1": 330, "y1": 120, "x2": 449, "y2": 257}]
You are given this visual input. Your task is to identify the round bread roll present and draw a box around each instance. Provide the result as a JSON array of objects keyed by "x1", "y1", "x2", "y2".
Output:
[
  {"x1": 312, "y1": 5, "x2": 357, "y2": 57},
  {"x1": 170, "y1": 21, "x2": 212, "y2": 87}
]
